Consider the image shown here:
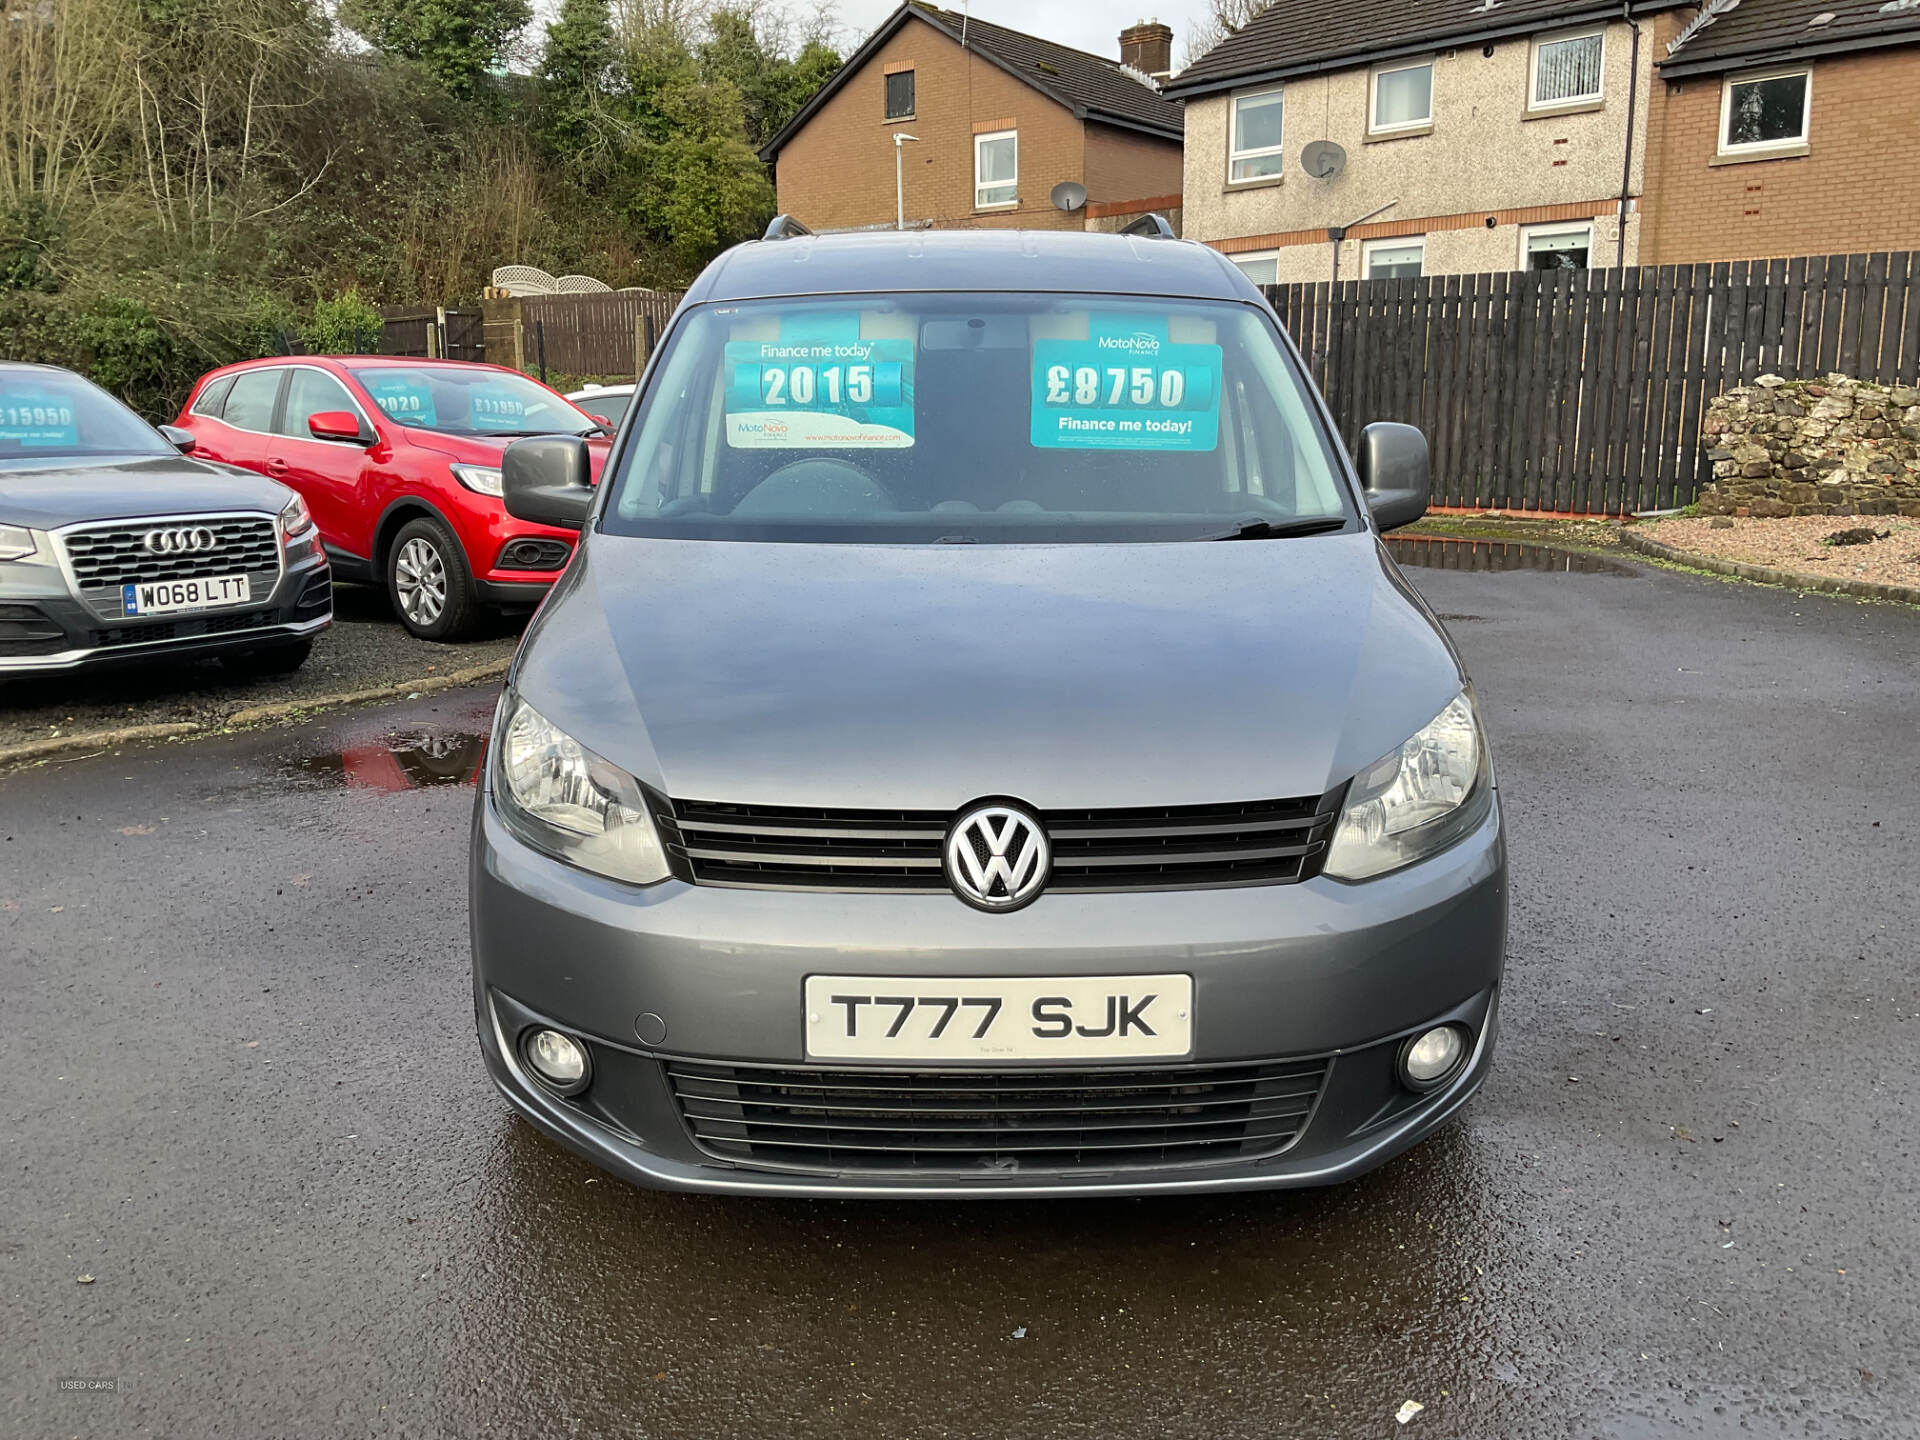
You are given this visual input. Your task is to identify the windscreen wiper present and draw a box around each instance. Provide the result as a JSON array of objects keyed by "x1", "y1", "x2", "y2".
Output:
[{"x1": 1205, "y1": 516, "x2": 1351, "y2": 541}]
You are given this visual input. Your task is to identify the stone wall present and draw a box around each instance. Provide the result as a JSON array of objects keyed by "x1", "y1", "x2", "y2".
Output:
[{"x1": 1697, "y1": 374, "x2": 1920, "y2": 518}]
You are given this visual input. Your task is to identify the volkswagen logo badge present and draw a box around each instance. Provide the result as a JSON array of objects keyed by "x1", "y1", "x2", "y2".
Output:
[
  {"x1": 143, "y1": 526, "x2": 217, "y2": 555},
  {"x1": 944, "y1": 802, "x2": 1050, "y2": 912}
]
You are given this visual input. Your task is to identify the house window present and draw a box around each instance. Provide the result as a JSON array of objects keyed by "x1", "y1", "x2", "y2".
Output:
[
  {"x1": 1530, "y1": 29, "x2": 1604, "y2": 109},
  {"x1": 1231, "y1": 251, "x2": 1279, "y2": 286},
  {"x1": 1522, "y1": 223, "x2": 1592, "y2": 270},
  {"x1": 1228, "y1": 86, "x2": 1285, "y2": 182},
  {"x1": 974, "y1": 129, "x2": 1017, "y2": 208},
  {"x1": 885, "y1": 70, "x2": 915, "y2": 119},
  {"x1": 1370, "y1": 60, "x2": 1432, "y2": 133},
  {"x1": 1720, "y1": 67, "x2": 1811, "y2": 153},
  {"x1": 1364, "y1": 239, "x2": 1425, "y2": 279}
]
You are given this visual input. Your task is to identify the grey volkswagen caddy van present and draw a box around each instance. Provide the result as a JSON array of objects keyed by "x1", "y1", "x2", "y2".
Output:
[{"x1": 470, "y1": 220, "x2": 1505, "y2": 1197}]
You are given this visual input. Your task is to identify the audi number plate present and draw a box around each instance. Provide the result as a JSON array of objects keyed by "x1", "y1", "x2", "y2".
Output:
[
  {"x1": 804, "y1": 974, "x2": 1193, "y2": 1062},
  {"x1": 122, "y1": 574, "x2": 249, "y2": 616}
]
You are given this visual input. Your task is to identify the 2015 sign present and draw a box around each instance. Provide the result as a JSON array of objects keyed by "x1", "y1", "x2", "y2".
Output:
[{"x1": 758, "y1": 363, "x2": 877, "y2": 407}]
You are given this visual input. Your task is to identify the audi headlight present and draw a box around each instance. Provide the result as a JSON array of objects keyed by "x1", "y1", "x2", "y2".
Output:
[
  {"x1": 1324, "y1": 691, "x2": 1491, "y2": 881},
  {"x1": 451, "y1": 464, "x2": 504, "y2": 497},
  {"x1": 494, "y1": 694, "x2": 671, "y2": 885},
  {"x1": 0, "y1": 524, "x2": 41, "y2": 562},
  {"x1": 277, "y1": 494, "x2": 314, "y2": 541}
]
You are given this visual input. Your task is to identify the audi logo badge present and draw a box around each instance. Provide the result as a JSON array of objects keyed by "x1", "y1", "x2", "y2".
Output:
[
  {"x1": 143, "y1": 526, "x2": 218, "y2": 555},
  {"x1": 944, "y1": 802, "x2": 1051, "y2": 912}
]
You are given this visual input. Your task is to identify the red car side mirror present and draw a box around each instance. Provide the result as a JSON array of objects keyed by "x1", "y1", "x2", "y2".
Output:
[{"x1": 309, "y1": 410, "x2": 369, "y2": 444}]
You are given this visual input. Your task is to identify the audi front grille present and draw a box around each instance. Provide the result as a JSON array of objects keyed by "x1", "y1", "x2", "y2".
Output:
[
  {"x1": 57, "y1": 514, "x2": 281, "y2": 619},
  {"x1": 655, "y1": 790, "x2": 1344, "y2": 894}
]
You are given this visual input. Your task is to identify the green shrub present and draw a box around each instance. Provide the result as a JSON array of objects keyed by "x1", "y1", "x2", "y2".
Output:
[{"x1": 301, "y1": 289, "x2": 385, "y2": 355}]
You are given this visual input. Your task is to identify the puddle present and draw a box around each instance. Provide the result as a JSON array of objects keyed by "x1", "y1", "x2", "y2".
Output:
[
  {"x1": 296, "y1": 729, "x2": 488, "y2": 792},
  {"x1": 1388, "y1": 536, "x2": 1635, "y2": 575}
]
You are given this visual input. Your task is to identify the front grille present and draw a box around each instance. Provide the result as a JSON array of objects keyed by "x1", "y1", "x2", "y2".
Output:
[
  {"x1": 657, "y1": 790, "x2": 1342, "y2": 894},
  {"x1": 96, "y1": 609, "x2": 275, "y2": 648},
  {"x1": 58, "y1": 514, "x2": 281, "y2": 620},
  {"x1": 666, "y1": 1057, "x2": 1330, "y2": 1175}
]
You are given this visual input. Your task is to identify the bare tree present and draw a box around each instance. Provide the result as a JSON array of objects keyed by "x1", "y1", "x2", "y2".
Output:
[
  {"x1": 1182, "y1": 0, "x2": 1275, "y2": 68},
  {"x1": 0, "y1": 0, "x2": 131, "y2": 212}
]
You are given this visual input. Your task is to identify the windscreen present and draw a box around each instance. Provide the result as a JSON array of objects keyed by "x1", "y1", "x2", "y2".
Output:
[
  {"x1": 345, "y1": 365, "x2": 594, "y2": 438},
  {"x1": 578, "y1": 392, "x2": 633, "y2": 427},
  {"x1": 601, "y1": 294, "x2": 1352, "y2": 544},
  {"x1": 0, "y1": 370, "x2": 172, "y2": 464}
]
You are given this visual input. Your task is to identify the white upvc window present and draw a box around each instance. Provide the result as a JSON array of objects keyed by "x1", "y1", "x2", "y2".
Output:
[
  {"x1": 1370, "y1": 59, "x2": 1433, "y2": 133},
  {"x1": 1529, "y1": 28, "x2": 1605, "y2": 109},
  {"x1": 1719, "y1": 66, "x2": 1812, "y2": 155},
  {"x1": 1363, "y1": 238, "x2": 1425, "y2": 279},
  {"x1": 1521, "y1": 222, "x2": 1593, "y2": 270},
  {"x1": 1230, "y1": 251, "x2": 1280, "y2": 286},
  {"x1": 1228, "y1": 86, "x2": 1285, "y2": 182},
  {"x1": 974, "y1": 129, "x2": 1017, "y2": 209}
]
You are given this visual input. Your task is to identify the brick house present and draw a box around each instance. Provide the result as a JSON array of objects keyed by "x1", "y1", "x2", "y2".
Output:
[
  {"x1": 760, "y1": 3, "x2": 1185, "y2": 234},
  {"x1": 1641, "y1": 0, "x2": 1920, "y2": 263},
  {"x1": 1164, "y1": 0, "x2": 1697, "y2": 283}
]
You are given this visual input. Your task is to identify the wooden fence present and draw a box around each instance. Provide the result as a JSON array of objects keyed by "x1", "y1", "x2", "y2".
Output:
[
  {"x1": 1264, "y1": 251, "x2": 1920, "y2": 514},
  {"x1": 379, "y1": 307, "x2": 486, "y2": 362},
  {"x1": 516, "y1": 290, "x2": 686, "y2": 378}
]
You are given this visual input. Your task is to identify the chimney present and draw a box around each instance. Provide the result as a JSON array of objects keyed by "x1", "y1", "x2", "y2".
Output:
[{"x1": 1119, "y1": 18, "x2": 1174, "y2": 83}]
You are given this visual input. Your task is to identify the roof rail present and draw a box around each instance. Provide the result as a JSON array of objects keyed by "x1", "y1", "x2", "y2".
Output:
[
  {"x1": 1118, "y1": 212, "x2": 1177, "y2": 240},
  {"x1": 762, "y1": 214, "x2": 814, "y2": 241}
]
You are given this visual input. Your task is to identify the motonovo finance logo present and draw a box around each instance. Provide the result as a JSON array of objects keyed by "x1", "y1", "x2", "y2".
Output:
[{"x1": 1097, "y1": 331, "x2": 1163, "y2": 355}]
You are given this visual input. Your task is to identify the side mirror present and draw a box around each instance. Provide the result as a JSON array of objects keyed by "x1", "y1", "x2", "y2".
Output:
[
  {"x1": 1356, "y1": 422, "x2": 1430, "y2": 532},
  {"x1": 309, "y1": 410, "x2": 371, "y2": 444},
  {"x1": 503, "y1": 436, "x2": 594, "y2": 531},
  {"x1": 157, "y1": 424, "x2": 197, "y2": 455}
]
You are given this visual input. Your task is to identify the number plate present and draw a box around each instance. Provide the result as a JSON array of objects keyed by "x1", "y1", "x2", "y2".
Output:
[
  {"x1": 804, "y1": 974, "x2": 1193, "y2": 1063},
  {"x1": 121, "y1": 574, "x2": 250, "y2": 616}
]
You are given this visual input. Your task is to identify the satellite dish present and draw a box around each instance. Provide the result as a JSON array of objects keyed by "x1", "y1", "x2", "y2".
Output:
[
  {"x1": 1301, "y1": 140, "x2": 1347, "y2": 180},
  {"x1": 1050, "y1": 180, "x2": 1088, "y2": 212}
]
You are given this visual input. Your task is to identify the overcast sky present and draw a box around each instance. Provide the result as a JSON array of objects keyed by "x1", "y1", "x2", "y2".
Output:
[{"x1": 829, "y1": 0, "x2": 1216, "y2": 65}]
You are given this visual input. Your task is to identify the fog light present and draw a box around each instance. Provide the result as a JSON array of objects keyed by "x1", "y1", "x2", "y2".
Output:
[
  {"x1": 522, "y1": 1027, "x2": 591, "y2": 1095},
  {"x1": 1400, "y1": 1024, "x2": 1468, "y2": 1090}
]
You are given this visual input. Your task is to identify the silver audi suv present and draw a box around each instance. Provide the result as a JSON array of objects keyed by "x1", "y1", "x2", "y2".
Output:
[
  {"x1": 1, "y1": 363, "x2": 330, "y2": 676},
  {"x1": 469, "y1": 220, "x2": 1505, "y2": 1197}
]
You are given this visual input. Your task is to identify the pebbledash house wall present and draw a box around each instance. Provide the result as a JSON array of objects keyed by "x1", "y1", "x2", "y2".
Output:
[
  {"x1": 1640, "y1": 45, "x2": 1920, "y2": 265},
  {"x1": 1182, "y1": 16, "x2": 1677, "y2": 282},
  {"x1": 772, "y1": 14, "x2": 1183, "y2": 233}
]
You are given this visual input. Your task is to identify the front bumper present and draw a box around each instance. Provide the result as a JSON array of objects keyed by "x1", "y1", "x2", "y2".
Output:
[
  {"x1": 469, "y1": 788, "x2": 1507, "y2": 1198},
  {"x1": 0, "y1": 541, "x2": 331, "y2": 673}
]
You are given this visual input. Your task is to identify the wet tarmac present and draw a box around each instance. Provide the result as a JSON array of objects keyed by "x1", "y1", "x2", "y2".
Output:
[
  {"x1": 3, "y1": 558, "x2": 1917, "y2": 1438},
  {"x1": 1387, "y1": 535, "x2": 1636, "y2": 575}
]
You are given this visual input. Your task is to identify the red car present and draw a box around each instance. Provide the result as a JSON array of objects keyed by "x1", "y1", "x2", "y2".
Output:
[{"x1": 174, "y1": 357, "x2": 610, "y2": 638}]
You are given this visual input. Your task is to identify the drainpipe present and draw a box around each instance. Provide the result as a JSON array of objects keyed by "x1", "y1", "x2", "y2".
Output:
[{"x1": 1617, "y1": 0, "x2": 1642, "y2": 269}]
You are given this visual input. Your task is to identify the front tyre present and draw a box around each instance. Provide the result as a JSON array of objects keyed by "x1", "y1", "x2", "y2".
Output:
[{"x1": 388, "y1": 516, "x2": 479, "y2": 641}]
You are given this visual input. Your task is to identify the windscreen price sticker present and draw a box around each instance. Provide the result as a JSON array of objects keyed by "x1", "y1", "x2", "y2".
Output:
[
  {"x1": 1030, "y1": 338, "x2": 1221, "y2": 452},
  {"x1": 0, "y1": 393, "x2": 81, "y2": 447},
  {"x1": 724, "y1": 336, "x2": 915, "y2": 449},
  {"x1": 468, "y1": 389, "x2": 528, "y2": 431}
]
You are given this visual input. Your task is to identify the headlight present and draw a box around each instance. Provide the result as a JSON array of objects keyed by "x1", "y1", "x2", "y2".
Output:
[
  {"x1": 0, "y1": 524, "x2": 40, "y2": 562},
  {"x1": 494, "y1": 694, "x2": 671, "y2": 885},
  {"x1": 1324, "y1": 691, "x2": 1491, "y2": 881},
  {"x1": 451, "y1": 464, "x2": 504, "y2": 497},
  {"x1": 277, "y1": 494, "x2": 314, "y2": 541}
]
